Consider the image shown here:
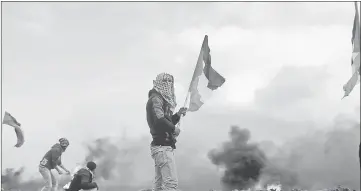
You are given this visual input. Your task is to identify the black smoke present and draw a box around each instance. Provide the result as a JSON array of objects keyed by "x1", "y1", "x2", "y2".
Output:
[
  {"x1": 207, "y1": 120, "x2": 360, "y2": 191},
  {"x1": 3, "y1": 118, "x2": 358, "y2": 191},
  {"x1": 208, "y1": 126, "x2": 268, "y2": 190},
  {"x1": 85, "y1": 138, "x2": 121, "y2": 180}
]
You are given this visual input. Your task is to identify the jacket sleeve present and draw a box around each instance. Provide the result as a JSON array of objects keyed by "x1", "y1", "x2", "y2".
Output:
[
  {"x1": 50, "y1": 148, "x2": 62, "y2": 168},
  {"x1": 57, "y1": 156, "x2": 62, "y2": 166},
  {"x1": 79, "y1": 171, "x2": 97, "y2": 190},
  {"x1": 171, "y1": 113, "x2": 180, "y2": 125},
  {"x1": 151, "y1": 96, "x2": 175, "y2": 133}
]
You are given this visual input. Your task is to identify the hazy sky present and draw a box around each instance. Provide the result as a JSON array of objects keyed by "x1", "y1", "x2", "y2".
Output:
[{"x1": 1, "y1": 2, "x2": 360, "y2": 179}]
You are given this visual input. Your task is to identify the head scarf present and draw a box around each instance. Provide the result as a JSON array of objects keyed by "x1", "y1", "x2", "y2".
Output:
[
  {"x1": 59, "y1": 137, "x2": 69, "y2": 147},
  {"x1": 153, "y1": 73, "x2": 177, "y2": 110}
]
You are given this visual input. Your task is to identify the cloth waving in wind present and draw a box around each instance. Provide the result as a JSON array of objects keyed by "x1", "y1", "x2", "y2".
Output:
[
  {"x1": 2, "y1": 111, "x2": 24, "y2": 147},
  {"x1": 343, "y1": 2, "x2": 360, "y2": 98},
  {"x1": 187, "y1": 35, "x2": 226, "y2": 112}
]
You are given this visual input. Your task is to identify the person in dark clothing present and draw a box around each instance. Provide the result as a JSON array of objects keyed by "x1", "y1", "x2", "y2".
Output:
[
  {"x1": 39, "y1": 138, "x2": 71, "y2": 191},
  {"x1": 146, "y1": 73, "x2": 187, "y2": 191},
  {"x1": 64, "y1": 161, "x2": 98, "y2": 191}
]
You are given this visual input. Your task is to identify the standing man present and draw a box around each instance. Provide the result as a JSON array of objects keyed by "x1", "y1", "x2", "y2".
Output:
[
  {"x1": 39, "y1": 138, "x2": 71, "y2": 191},
  {"x1": 146, "y1": 73, "x2": 187, "y2": 191}
]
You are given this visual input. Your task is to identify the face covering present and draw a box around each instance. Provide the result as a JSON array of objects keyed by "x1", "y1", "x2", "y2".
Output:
[{"x1": 153, "y1": 73, "x2": 177, "y2": 110}]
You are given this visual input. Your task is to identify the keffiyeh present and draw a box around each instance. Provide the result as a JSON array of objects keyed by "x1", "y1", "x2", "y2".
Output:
[{"x1": 153, "y1": 73, "x2": 177, "y2": 110}]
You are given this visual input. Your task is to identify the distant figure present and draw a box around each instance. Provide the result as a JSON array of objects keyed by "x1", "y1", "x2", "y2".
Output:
[
  {"x1": 64, "y1": 161, "x2": 98, "y2": 191},
  {"x1": 146, "y1": 73, "x2": 187, "y2": 191},
  {"x1": 39, "y1": 138, "x2": 71, "y2": 191}
]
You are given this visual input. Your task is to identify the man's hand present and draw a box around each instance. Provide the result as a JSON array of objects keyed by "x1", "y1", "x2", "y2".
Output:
[
  {"x1": 177, "y1": 107, "x2": 187, "y2": 117},
  {"x1": 94, "y1": 182, "x2": 99, "y2": 190},
  {"x1": 174, "y1": 126, "x2": 181, "y2": 137},
  {"x1": 55, "y1": 166, "x2": 63, "y2": 175},
  {"x1": 65, "y1": 169, "x2": 71, "y2": 175},
  {"x1": 59, "y1": 165, "x2": 71, "y2": 175}
]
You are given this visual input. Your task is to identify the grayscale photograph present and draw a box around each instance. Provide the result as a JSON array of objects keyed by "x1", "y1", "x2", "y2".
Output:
[{"x1": 1, "y1": 1, "x2": 360, "y2": 191}]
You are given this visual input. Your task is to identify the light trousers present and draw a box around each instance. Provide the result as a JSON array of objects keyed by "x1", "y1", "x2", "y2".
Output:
[
  {"x1": 39, "y1": 166, "x2": 58, "y2": 191},
  {"x1": 151, "y1": 145, "x2": 178, "y2": 191}
]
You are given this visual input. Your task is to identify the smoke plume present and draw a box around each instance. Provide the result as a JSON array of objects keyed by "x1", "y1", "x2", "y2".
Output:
[
  {"x1": 81, "y1": 135, "x2": 221, "y2": 191},
  {"x1": 208, "y1": 126, "x2": 268, "y2": 190},
  {"x1": 80, "y1": 136, "x2": 154, "y2": 190},
  {"x1": 207, "y1": 118, "x2": 360, "y2": 190},
  {"x1": 1, "y1": 167, "x2": 71, "y2": 191},
  {"x1": 85, "y1": 138, "x2": 121, "y2": 180},
  {"x1": 262, "y1": 120, "x2": 360, "y2": 190},
  {"x1": 2, "y1": 117, "x2": 359, "y2": 191}
]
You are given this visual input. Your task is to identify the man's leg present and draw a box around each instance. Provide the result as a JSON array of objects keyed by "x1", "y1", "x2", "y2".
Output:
[
  {"x1": 151, "y1": 146, "x2": 164, "y2": 191},
  {"x1": 159, "y1": 147, "x2": 178, "y2": 191},
  {"x1": 39, "y1": 166, "x2": 52, "y2": 191},
  {"x1": 154, "y1": 164, "x2": 163, "y2": 190},
  {"x1": 50, "y1": 170, "x2": 59, "y2": 191}
]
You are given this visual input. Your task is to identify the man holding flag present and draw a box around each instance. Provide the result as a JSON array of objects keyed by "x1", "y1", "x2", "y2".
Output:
[
  {"x1": 146, "y1": 35, "x2": 225, "y2": 191},
  {"x1": 146, "y1": 72, "x2": 187, "y2": 191}
]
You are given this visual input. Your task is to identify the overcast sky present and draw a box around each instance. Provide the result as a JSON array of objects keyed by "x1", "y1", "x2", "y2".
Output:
[{"x1": 1, "y1": 2, "x2": 360, "y2": 179}]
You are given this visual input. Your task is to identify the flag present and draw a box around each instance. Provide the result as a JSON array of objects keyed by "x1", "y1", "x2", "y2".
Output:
[
  {"x1": 187, "y1": 35, "x2": 226, "y2": 112},
  {"x1": 2, "y1": 111, "x2": 24, "y2": 147},
  {"x1": 343, "y1": 2, "x2": 360, "y2": 98}
]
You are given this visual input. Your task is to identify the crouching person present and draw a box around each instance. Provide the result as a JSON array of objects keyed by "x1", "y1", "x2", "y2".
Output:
[
  {"x1": 64, "y1": 161, "x2": 98, "y2": 191},
  {"x1": 39, "y1": 138, "x2": 71, "y2": 191}
]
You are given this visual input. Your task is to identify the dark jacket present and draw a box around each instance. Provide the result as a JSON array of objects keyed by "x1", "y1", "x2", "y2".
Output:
[
  {"x1": 66, "y1": 168, "x2": 97, "y2": 191},
  {"x1": 39, "y1": 143, "x2": 63, "y2": 169},
  {"x1": 146, "y1": 89, "x2": 180, "y2": 149}
]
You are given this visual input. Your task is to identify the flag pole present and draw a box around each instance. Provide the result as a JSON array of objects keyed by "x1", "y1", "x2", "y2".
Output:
[
  {"x1": 186, "y1": 35, "x2": 208, "y2": 93},
  {"x1": 356, "y1": 1, "x2": 360, "y2": 55},
  {"x1": 357, "y1": 2, "x2": 360, "y2": 23},
  {"x1": 358, "y1": 1, "x2": 361, "y2": 176},
  {"x1": 355, "y1": 1, "x2": 360, "y2": 59},
  {"x1": 176, "y1": 35, "x2": 207, "y2": 128}
]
